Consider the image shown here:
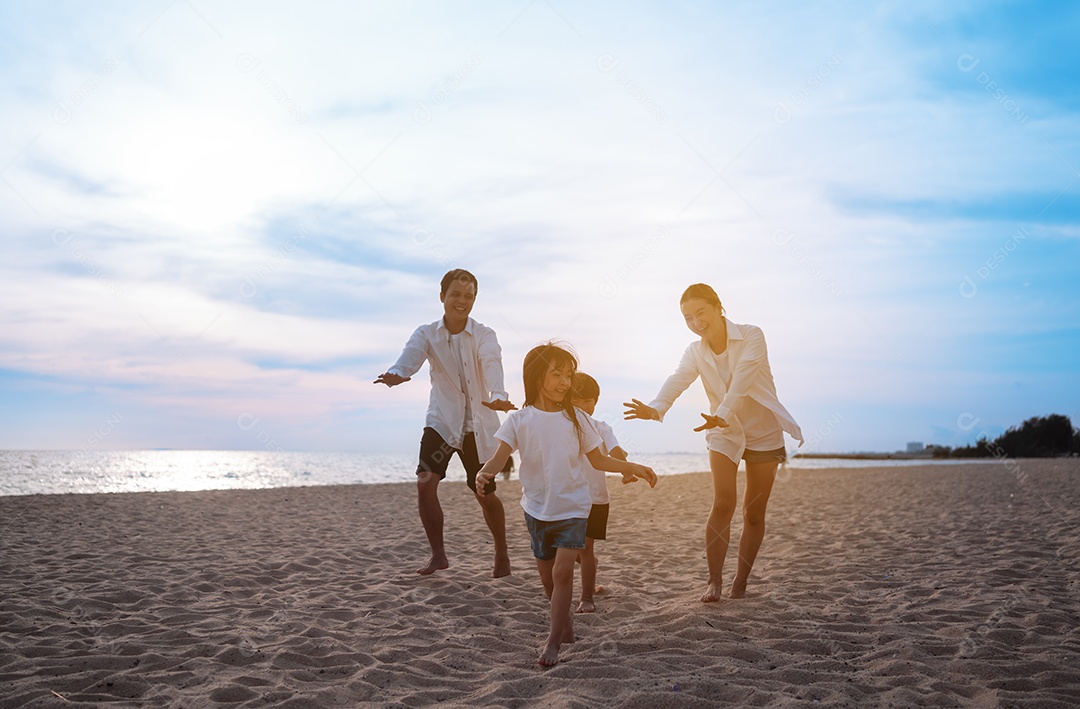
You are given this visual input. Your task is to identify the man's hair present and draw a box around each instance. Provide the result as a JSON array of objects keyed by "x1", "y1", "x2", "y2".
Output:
[
  {"x1": 440, "y1": 269, "x2": 479, "y2": 297},
  {"x1": 571, "y1": 372, "x2": 600, "y2": 401}
]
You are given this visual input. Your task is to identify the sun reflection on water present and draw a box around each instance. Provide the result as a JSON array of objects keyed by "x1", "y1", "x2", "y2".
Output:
[{"x1": 0, "y1": 450, "x2": 984, "y2": 497}]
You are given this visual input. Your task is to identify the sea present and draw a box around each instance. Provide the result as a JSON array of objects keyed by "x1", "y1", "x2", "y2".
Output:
[{"x1": 0, "y1": 450, "x2": 984, "y2": 497}]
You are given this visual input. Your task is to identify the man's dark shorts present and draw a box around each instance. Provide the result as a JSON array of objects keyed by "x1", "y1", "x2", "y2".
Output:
[{"x1": 417, "y1": 427, "x2": 495, "y2": 495}]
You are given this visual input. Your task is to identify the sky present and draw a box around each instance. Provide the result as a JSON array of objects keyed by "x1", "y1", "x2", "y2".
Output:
[{"x1": 1, "y1": 1, "x2": 1078, "y2": 456}]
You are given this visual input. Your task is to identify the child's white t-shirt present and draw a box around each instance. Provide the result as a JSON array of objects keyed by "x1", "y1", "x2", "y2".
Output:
[
  {"x1": 494, "y1": 406, "x2": 602, "y2": 522},
  {"x1": 585, "y1": 417, "x2": 621, "y2": 505}
]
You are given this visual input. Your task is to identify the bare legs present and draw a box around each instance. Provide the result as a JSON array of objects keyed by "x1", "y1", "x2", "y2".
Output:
[
  {"x1": 576, "y1": 538, "x2": 600, "y2": 613},
  {"x1": 702, "y1": 451, "x2": 778, "y2": 601},
  {"x1": 702, "y1": 451, "x2": 737, "y2": 602},
  {"x1": 536, "y1": 548, "x2": 578, "y2": 666},
  {"x1": 416, "y1": 474, "x2": 449, "y2": 575},
  {"x1": 730, "y1": 459, "x2": 778, "y2": 597},
  {"x1": 416, "y1": 474, "x2": 511, "y2": 577},
  {"x1": 474, "y1": 489, "x2": 512, "y2": 577}
]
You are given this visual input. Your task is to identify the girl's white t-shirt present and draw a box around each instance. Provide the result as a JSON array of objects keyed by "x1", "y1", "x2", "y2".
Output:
[
  {"x1": 584, "y1": 417, "x2": 621, "y2": 505},
  {"x1": 494, "y1": 406, "x2": 602, "y2": 521}
]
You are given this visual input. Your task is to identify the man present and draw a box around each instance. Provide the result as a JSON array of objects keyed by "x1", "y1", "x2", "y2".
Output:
[{"x1": 375, "y1": 269, "x2": 515, "y2": 577}]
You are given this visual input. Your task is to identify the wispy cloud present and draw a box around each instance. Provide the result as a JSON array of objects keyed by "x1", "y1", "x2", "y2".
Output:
[{"x1": 830, "y1": 190, "x2": 1080, "y2": 225}]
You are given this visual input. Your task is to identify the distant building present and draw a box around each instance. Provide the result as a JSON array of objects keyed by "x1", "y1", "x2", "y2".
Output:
[{"x1": 906, "y1": 441, "x2": 925, "y2": 453}]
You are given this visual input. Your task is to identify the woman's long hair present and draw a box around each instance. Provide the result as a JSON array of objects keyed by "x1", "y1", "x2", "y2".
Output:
[{"x1": 522, "y1": 342, "x2": 584, "y2": 443}]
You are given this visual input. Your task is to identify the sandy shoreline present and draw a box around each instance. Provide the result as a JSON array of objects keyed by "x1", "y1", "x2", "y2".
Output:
[{"x1": 2, "y1": 461, "x2": 1079, "y2": 707}]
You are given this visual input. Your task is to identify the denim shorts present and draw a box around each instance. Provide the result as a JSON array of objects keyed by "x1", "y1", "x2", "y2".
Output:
[{"x1": 523, "y1": 512, "x2": 587, "y2": 561}]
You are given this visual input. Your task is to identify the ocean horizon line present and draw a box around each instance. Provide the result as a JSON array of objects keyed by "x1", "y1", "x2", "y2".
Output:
[
  {"x1": 0, "y1": 449, "x2": 997, "y2": 499},
  {"x1": 1, "y1": 447, "x2": 936, "y2": 457}
]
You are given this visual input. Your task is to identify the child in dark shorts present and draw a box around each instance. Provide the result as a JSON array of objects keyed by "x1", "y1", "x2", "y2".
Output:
[{"x1": 571, "y1": 372, "x2": 629, "y2": 613}]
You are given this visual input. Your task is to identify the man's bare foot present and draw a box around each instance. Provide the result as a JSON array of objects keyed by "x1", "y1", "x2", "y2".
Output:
[
  {"x1": 576, "y1": 599, "x2": 596, "y2": 613},
  {"x1": 417, "y1": 556, "x2": 449, "y2": 575},
  {"x1": 538, "y1": 638, "x2": 560, "y2": 667},
  {"x1": 730, "y1": 578, "x2": 747, "y2": 598},
  {"x1": 492, "y1": 553, "x2": 511, "y2": 578},
  {"x1": 700, "y1": 582, "x2": 722, "y2": 603}
]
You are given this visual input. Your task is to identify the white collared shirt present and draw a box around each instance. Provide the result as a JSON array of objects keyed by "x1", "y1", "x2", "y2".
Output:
[
  {"x1": 446, "y1": 331, "x2": 473, "y2": 433},
  {"x1": 388, "y1": 317, "x2": 509, "y2": 460},
  {"x1": 649, "y1": 318, "x2": 803, "y2": 460}
]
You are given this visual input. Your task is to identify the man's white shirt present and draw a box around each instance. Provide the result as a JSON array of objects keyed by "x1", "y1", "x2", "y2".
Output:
[{"x1": 388, "y1": 317, "x2": 508, "y2": 460}]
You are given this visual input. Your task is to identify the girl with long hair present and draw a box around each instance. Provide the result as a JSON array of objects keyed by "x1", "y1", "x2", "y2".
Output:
[{"x1": 476, "y1": 343, "x2": 656, "y2": 666}]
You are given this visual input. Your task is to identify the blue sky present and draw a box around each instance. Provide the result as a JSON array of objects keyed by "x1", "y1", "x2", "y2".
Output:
[{"x1": 1, "y1": 1, "x2": 1077, "y2": 454}]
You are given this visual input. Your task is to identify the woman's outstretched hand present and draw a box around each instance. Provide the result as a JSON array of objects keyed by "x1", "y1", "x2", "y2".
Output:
[
  {"x1": 623, "y1": 398, "x2": 660, "y2": 421},
  {"x1": 692, "y1": 413, "x2": 729, "y2": 431}
]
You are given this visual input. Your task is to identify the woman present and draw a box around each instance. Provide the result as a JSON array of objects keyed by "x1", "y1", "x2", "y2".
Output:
[{"x1": 624, "y1": 284, "x2": 802, "y2": 602}]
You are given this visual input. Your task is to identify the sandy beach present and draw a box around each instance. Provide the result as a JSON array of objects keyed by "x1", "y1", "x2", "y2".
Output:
[{"x1": 2, "y1": 460, "x2": 1079, "y2": 707}]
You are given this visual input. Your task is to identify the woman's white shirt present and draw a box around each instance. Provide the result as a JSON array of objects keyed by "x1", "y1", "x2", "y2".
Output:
[
  {"x1": 708, "y1": 349, "x2": 785, "y2": 452},
  {"x1": 648, "y1": 318, "x2": 803, "y2": 460}
]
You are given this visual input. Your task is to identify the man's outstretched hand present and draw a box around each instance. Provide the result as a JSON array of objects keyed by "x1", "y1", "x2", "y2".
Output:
[
  {"x1": 374, "y1": 372, "x2": 411, "y2": 387},
  {"x1": 482, "y1": 399, "x2": 518, "y2": 412}
]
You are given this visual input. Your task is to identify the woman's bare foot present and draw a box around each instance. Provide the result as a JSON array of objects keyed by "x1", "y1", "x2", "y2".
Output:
[
  {"x1": 493, "y1": 552, "x2": 511, "y2": 578},
  {"x1": 700, "y1": 581, "x2": 722, "y2": 603},
  {"x1": 417, "y1": 555, "x2": 449, "y2": 575},
  {"x1": 730, "y1": 578, "x2": 748, "y2": 598},
  {"x1": 576, "y1": 599, "x2": 596, "y2": 613}
]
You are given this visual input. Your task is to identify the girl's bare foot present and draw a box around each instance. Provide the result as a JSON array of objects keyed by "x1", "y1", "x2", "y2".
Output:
[
  {"x1": 730, "y1": 578, "x2": 748, "y2": 598},
  {"x1": 700, "y1": 581, "x2": 722, "y2": 603},
  {"x1": 576, "y1": 599, "x2": 596, "y2": 613},
  {"x1": 538, "y1": 639, "x2": 560, "y2": 667},
  {"x1": 417, "y1": 556, "x2": 449, "y2": 575},
  {"x1": 561, "y1": 612, "x2": 575, "y2": 642},
  {"x1": 539, "y1": 620, "x2": 575, "y2": 666}
]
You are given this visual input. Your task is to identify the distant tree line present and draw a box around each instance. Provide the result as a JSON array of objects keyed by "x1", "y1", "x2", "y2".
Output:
[{"x1": 926, "y1": 414, "x2": 1080, "y2": 459}]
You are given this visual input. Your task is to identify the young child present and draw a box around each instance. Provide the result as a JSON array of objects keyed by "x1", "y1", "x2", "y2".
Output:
[
  {"x1": 570, "y1": 372, "x2": 629, "y2": 614},
  {"x1": 476, "y1": 344, "x2": 657, "y2": 667}
]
